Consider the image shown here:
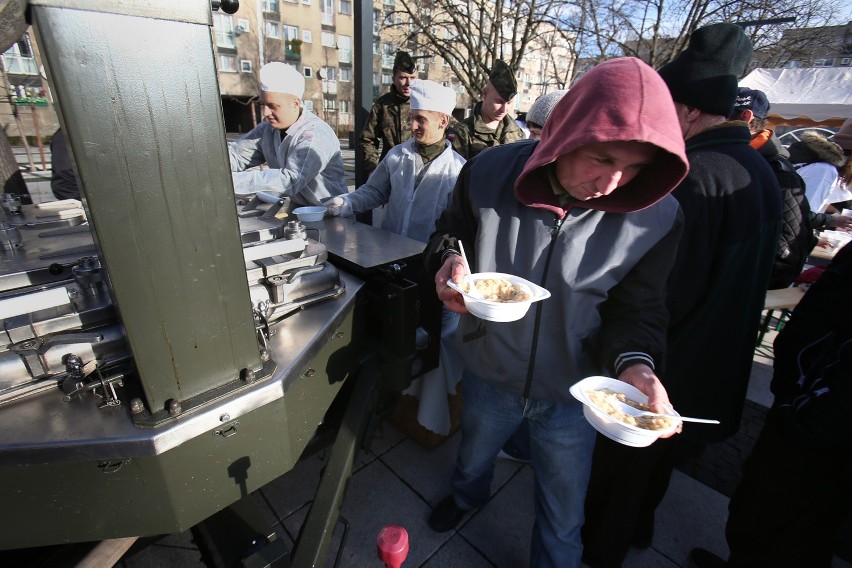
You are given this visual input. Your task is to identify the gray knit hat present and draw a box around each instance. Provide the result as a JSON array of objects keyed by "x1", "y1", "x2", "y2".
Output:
[{"x1": 526, "y1": 90, "x2": 567, "y2": 128}]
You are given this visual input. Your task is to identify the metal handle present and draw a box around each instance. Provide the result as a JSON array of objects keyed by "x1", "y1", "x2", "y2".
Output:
[{"x1": 214, "y1": 422, "x2": 240, "y2": 437}]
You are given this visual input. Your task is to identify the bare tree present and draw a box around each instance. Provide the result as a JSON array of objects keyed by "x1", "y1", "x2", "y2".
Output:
[
  {"x1": 558, "y1": 0, "x2": 846, "y2": 73},
  {"x1": 389, "y1": 0, "x2": 569, "y2": 101}
]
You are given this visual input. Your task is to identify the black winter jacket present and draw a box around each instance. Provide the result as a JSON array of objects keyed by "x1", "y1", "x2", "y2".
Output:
[
  {"x1": 771, "y1": 243, "x2": 852, "y2": 449},
  {"x1": 665, "y1": 123, "x2": 782, "y2": 442},
  {"x1": 754, "y1": 131, "x2": 817, "y2": 289}
]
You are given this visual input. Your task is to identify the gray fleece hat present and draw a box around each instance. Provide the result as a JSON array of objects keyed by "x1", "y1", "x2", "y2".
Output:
[{"x1": 526, "y1": 90, "x2": 567, "y2": 127}]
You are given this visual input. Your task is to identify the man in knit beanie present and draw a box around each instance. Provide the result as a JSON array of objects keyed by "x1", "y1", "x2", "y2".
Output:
[
  {"x1": 582, "y1": 23, "x2": 783, "y2": 568},
  {"x1": 525, "y1": 90, "x2": 567, "y2": 140}
]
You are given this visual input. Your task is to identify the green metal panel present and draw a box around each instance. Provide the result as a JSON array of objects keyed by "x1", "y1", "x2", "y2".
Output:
[
  {"x1": 0, "y1": 308, "x2": 357, "y2": 549},
  {"x1": 30, "y1": 3, "x2": 261, "y2": 412}
]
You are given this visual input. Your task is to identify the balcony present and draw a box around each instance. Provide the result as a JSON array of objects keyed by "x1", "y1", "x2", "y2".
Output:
[
  {"x1": 2, "y1": 54, "x2": 37, "y2": 75},
  {"x1": 322, "y1": 80, "x2": 338, "y2": 95},
  {"x1": 285, "y1": 39, "x2": 303, "y2": 62},
  {"x1": 321, "y1": 12, "x2": 334, "y2": 26},
  {"x1": 338, "y1": 48, "x2": 352, "y2": 64}
]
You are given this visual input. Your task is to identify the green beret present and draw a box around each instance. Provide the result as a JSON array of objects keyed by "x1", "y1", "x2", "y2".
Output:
[{"x1": 488, "y1": 59, "x2": 517, "y2": 101}]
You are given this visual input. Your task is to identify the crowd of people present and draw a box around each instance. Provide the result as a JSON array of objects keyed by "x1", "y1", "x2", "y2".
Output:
[{"x1": 217, "y1": 24, "x2": 852, "y2": 568}]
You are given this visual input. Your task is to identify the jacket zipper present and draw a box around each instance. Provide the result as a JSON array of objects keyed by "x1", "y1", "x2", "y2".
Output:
[{"x1": 522, "y1": 215, "x2": 565, "y2": 399}]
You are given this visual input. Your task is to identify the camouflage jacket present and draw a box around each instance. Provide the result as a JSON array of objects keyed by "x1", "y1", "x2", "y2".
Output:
[
  {"x1": 359, "y1": 88, "x2": 411, "y2": 173},
  {"x1": 447, "y1": 102, "x2": 525, "y2": 160}
]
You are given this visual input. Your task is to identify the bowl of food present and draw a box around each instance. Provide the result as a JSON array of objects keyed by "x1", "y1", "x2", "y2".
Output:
[
  {"x1": 446, "y1": 272, "x2": 550, "y2": 322},
  {"x1": 569, "y1": 376, "x2": 681, "y2": 447},
  {"x1": 292, "y1": 206, "x2": 327, "y2": 222}
]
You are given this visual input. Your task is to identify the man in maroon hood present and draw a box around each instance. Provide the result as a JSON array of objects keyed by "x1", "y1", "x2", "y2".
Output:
[{"x1": 423, "y1": 57, "x2": 688, "y2": 568}]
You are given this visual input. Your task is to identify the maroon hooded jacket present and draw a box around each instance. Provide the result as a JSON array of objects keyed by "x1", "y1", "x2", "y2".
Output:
[{"x1": 426, "y1": 57, "x2": 690, "y2": 403}]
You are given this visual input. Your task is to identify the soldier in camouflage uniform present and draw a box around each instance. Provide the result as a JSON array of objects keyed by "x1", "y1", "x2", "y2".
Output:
[
  {"x1": 358, "y1": 51, "x2": 417, "y2": 183},
  {"x1": 447, "y1": 59, "x2": 525, "y2": 160}
]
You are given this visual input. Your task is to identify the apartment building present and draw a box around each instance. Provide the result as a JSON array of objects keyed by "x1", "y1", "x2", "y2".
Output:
[
  {"x1": 774, "y1": 20, "x2": 852, "y2": 68},
  {"x1": 0, "y1": 31, "x2": 58, "y2": 143},
  {"x1": 1, "y1": 2, "x2": 574, "y2": 141}
]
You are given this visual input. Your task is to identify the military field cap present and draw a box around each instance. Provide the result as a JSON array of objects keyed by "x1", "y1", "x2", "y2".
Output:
[
  {"x1": 488, "y1": 60, "x2": 517, "y2": 101},
  {"x1": 259, "y1": 62, "x2": 305, "y2": 98},
  {"x1": 410, "y1": 80, "x2": 457, "y2": 115},
  {"x1": 393, "y1": 51, "x2": 416, "y2": 74},
  {"x1": 658, "y1": 23, "x2": 753, "y2": 117},
  {"x1": 733, "y1": 87, "x2": 770, "y2": 119}
]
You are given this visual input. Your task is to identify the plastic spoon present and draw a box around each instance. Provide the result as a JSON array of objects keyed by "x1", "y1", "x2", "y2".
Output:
[
  {"x1": 610, "y1": 398, "x2": 720, "y2": 425},
  {"x1": 457, "y1": 242, "x2": 483, "y2": 299}
]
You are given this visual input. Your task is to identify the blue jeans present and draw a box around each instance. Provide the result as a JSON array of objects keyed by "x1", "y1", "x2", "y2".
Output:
[{"x1": 451, "y1": 369, "x2": 596, "y2": 568}]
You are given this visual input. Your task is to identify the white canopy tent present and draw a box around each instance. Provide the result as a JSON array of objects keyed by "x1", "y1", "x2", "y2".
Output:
[{"x1": 739, "y1": 67, "x2": 852, "y2": 126}]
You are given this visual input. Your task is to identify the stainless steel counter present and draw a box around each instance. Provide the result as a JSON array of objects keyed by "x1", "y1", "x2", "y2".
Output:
[{"x1": 0, "y1": 270, "x2": 364, "y2": 467}]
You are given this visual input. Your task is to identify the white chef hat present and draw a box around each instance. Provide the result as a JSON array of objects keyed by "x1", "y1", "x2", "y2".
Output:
[
  {"x1": 259, "y1": 62, "x2": 305, "y2": 98},
  {"x1": 409, "y1": 80, "x2": 457, "y2": 116}
]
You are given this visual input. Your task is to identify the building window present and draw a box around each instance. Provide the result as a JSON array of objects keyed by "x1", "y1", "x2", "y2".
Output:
[
  {"x1": 321, "y1": 31, "x2": 336, "y2": 47},
  {"x1": 302, "y1": 0, "x2": 311, "y2": 4},
  {"x1": 340, "y1": 67, "x2": 352, "y2": 81},
  {"x1": 382, "y1": 72, "x2": 392, "y2": 84},
  {"x1": 240, "y1": 60, "x2": 253, "y2": 73},
  {"x1": 373, "y1": 10, "x2": 381, "y2": 35},
  {"x1": 337, "y1": 35, "x2": 352, "y2": 63},
  {"x1": 213, "y1": 13, "x2": 236, "y2": 48},
  {"x1": 814, "y1": 58, "x2": 831, "y2": 67},
  {"x1": 237, "y1": 18, "x2": 250, "y2": 34},
  {"x1": 283, "y1": 25, "x2": 299, "y2": 42},
  {"x1": 841, "y1": 57, "x2": 851, "y2": 66},
  {"x1": 218, "y1": 54, "x2": 238, "y2": 73},
  {"x1": 263, "y1": 0, "x2": 280, "y2": 11},
  {"x1": 339, "y1": 0, "x2": 352, "y2": 15},
  {"x1": 323, "y1": 67, "x2": 338, "y2": 80},
  {"x1": 302, "y1": 30, "x2": 313, "y2": 43},
  {"x1": 340, "y1": 100, "x2": 351, "y2": 113},
  {"x1": 304, "y1": 66, "x2": 313, "y2": 78},
  {"x1": 265, "y1": 21, "x2": 281, "y2": 39},
  {"x1": 1, "y1": 35, "x2": 38, "y2": 75},
  {"x1": 322, "y1": 0, "x2": 334, "y2": 25},
  {"x1": 303, "y1": 100, "x2": 314, "y2": 111}
]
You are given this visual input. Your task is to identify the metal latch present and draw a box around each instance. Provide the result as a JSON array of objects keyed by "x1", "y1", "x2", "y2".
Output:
[{"x1": 60, "y1": 355, "x2": 125, "y2": 408}]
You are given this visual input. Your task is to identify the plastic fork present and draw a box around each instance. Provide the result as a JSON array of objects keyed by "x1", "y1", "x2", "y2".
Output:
[
  {"x1": 611, "y1": 398, "x2": 720, "y2": 424},
  {"x1": 457, "y1": 242, "x2": 483, "y2": 299}
]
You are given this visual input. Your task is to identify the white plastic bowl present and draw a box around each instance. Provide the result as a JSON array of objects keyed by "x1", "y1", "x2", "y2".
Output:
[
  {"x1": 569, "y1": 376, "x2": 681, "y2": 447},
  {"x1": 446, "y1": 272, "x2": 550, "y2": 322},
  {"x1": 292, "y1": 206, "x2": 327, "y2": 222}
]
